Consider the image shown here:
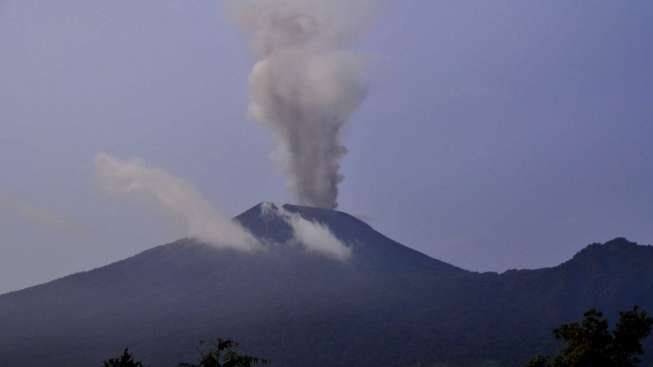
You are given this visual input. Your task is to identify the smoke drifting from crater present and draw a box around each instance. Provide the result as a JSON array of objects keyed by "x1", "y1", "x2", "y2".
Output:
[
  {"x1": 95, "y1": 153, "x2": 260, "y2": 251},
  {"x1": 229, "y1": 0, "x2": 375, "y2": 209},
  {"x1": 260, "y1": 202, "x2": 352, "y2": 261}
]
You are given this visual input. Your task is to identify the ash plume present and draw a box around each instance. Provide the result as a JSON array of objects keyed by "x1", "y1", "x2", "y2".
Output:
[{"x1": 228, "y1": 0, "x2": 375, "y2": 209}]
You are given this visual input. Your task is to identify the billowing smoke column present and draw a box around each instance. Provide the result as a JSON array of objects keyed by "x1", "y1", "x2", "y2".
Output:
[{"x1": 230, "y1": 0, "x2": 374, "y2": 209}]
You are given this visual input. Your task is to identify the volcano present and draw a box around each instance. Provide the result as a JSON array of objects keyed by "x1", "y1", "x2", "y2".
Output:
[{"x1": 1, "y1": 203, "x2": 652, "y2": 366}]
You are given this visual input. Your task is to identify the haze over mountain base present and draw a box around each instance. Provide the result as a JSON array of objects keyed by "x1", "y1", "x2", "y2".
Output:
[{"x1": 1, "y1": 203, "x2": 652, "y2": 366}]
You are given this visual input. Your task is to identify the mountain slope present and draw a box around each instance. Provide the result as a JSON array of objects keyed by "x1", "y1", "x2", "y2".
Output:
[{"x1": 0, "y1": 204, "x2": 652, "y2": 367}]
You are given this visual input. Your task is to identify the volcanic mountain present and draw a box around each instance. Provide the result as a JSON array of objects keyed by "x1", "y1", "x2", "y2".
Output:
[{"x1": 1, "y1": 203, "x2": 652, "y2": 367}]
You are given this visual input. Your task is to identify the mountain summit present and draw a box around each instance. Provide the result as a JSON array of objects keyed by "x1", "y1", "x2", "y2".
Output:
[
  {"x1": 236, "y1": 202, "x2": 465, "y2": 274},
  {"x1": 0, "y1": 203, "x2": 652, "y2": 366}
]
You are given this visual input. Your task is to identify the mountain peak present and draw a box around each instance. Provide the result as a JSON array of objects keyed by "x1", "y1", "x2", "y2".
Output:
[
  {"x1": 232, "y1": 201, "x2": 464, "y2": 274},
  {"x1": 575, "y1": 237, "x2": 646, "y2": 256},
  {"x1": 235, "y1": 202, "x2": 373, "y2": 242},
  {"x1": 566, "y1": 237, "x2": 653, "y2": 270},
  {"x1": 239, "y1": 202, "x2": 367, "y2": 221},
  {"x1": 602, "y1": 237, "x2": 640, "y2": 248}
]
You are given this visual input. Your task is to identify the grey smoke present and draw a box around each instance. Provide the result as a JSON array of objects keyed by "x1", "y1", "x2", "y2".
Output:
[{"x1": 229, "y1": 0, "x2": 374, "y2": 209}]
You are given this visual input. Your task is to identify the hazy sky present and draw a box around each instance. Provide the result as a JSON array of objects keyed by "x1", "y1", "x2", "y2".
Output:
[{"x1": 1, "y1": 0, "x2": 652, "y2": 294}]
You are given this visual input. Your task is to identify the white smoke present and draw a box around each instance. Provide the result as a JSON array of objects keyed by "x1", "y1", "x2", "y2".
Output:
[
  {"x1": 229, "y1": 0, "x2": 375, "y2": 209},
  {"x1": 261, "y1": 203, "x2": 351, "y2": 261},
  {"x1": 95, "y1": 153, "x2": 260, "y2": 251},
  {"x1": 286, "y1": 212, "x2": 352, "y2": 261}
]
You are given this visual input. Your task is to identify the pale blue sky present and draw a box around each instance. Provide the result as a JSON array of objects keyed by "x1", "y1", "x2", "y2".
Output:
[{"x1": 1, "y1": 0, "x2": 652, "y2": 293}]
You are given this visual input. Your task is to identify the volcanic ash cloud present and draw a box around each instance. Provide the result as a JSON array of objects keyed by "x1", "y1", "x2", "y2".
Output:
[{"x1": 229, "y1": 0, "x2": 375, "y2": 209}]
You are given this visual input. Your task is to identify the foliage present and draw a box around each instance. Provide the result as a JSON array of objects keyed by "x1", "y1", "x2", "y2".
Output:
[
  {"x1": 178, "y1": 338, "x2": 268, "y2": 367},
  {"x1": 527, "y1": 306, "x2": 653, "y2": 367},
  {"x1": 103, "y1": 349, "x2": 143, "y2": 367}
]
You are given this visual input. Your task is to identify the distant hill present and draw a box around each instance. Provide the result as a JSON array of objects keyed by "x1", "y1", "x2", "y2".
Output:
[{"x1": 0, "y1": 203, "x2": 652, "y2": 367}]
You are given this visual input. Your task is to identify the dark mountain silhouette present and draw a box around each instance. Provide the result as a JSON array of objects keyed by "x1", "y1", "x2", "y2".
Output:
[{"x1": 0, "y1": 203, "x2": 652, "y2": 366}]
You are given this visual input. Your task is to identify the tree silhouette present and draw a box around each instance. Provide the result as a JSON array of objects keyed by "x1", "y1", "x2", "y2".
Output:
[
  {"x1": 178, "y1": 338, "x2": 268, "y2": 367},
  {"x1": 103, "y1": 348, "x2": 143, "y2": 367},
  {"x1": 527, "y1": 306, "x2": 653, "y2": 367}
]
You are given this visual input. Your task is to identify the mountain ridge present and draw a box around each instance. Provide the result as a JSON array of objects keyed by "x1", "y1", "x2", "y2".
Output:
[
  {"x1": 1, "y1": 203, "x2": 652, "y2": 367},
  {"x1": 2, "y1": 203, "x2": 641, "y2": 299}
]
